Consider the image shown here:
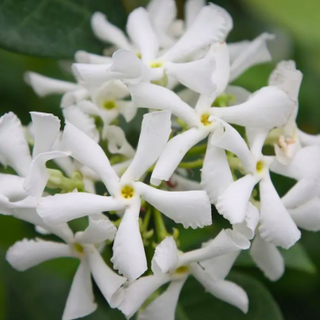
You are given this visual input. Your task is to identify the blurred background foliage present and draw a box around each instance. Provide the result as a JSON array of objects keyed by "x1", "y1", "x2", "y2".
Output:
[{"x1": 0, "y1": 0, "x2": 320, "y2": 319}]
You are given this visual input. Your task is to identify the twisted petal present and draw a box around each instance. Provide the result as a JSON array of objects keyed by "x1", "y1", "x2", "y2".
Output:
[
  {"x1": 0, "y1": 173, "x2": 27, "y2": 200},
  {"x1": 0, "y1": 112, "x2": 31, "y2": 176},
  {"x1": 185, "y1": 0, "x2": 206, "y2": 29},
  {"x1": 30, "y1": 112, "x2": 61, "y2": 157},
  {"x1": 111, "y1": 198, "x2": 147, "y2": 281},
  {"x1": 122, "y1": 110, "x2": 171, "y2": 182},
  {"x1": 250, "y1": 231, "x2": 284, "y2": 281},
  {"x1": 6, "y1": 238, "x2": 73, "y2": 271},
  {"x1": 91, "y1": 12, "x2": 132, "y2": 50},
  {"x1": 37, "y1": 193, "x2": 124, "y2": 225},
  {"x1": 151, "y1": 237, "x2": 179, "y2": 275},
  {"x1": 259, "y1": 174, "x2": 301, "y2": 249},
  {"x1": 162, "y1": 4, "x2": 232, "y2": 62},
  {"x1": 216, "y1": 174, "x2": 259, "y2": 224},
  {"x1": 137, "y1": 182, "x2": 212, "y2": 229},
  {"x1": 127, "y1": 7, "x2": 159, "y2": 62},
  {"x1": 151, "y1": 128, "x2": 207, "y2": 186},
  {"x1": 191, "y1": 263, "x2": 248, "y2": 313},
  {"x1": 62, "y1": 121, "x2": 119, "y2": 194},
  {"x1": 62, "y1": 261, "x2": 97, "y2": 320}
]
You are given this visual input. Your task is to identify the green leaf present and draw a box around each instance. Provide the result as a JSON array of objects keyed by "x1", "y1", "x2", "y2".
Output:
[
  {"x1": 0, "y1": 273, "x2": 5, "y2": 320},
  {"x1": 0, "y1": 0, "x2": 127, "y2": 59},
  {"x1": 178, "y1": 272, "x2": 283, "y2": 320}
]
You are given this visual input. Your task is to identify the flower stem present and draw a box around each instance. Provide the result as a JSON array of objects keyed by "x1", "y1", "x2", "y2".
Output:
[
  {"x1": 153, "y1": 208, "x2": 168, "y2": 242},
  {"x1": 178, "y1": 159, "x2": 203, "y2": 168}
]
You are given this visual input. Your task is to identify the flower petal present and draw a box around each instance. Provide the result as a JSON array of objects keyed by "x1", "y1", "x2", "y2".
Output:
[
  {"x1": 91, "y1": 12, "x2": 132, "y2": 50},
  {"x1": 126, "y1": 7, "x2": 159, "y2": 62},
  {"x1": 62, "y1": 261, "x2": 97, "y2": 320},
  {"x1": 151, "y1": 128, "x2": 207, "y2": 186},
  {"x1": 75, "y1": 215, "x2": 117, "y2": 244},
  {"x1": 191, "y1": 263, "x2": 248, "y2": 313},
  {"x1": 0, "y1": 194, "x2": 14, "y2": 215},
  {"x1": 30, "y1": 112, "x2": 61, "y2": 157},
  {"x1": 75, "y1": 51, "x2": 113, "y2": 64},
  {"x1": 0, "y1": 173, "x2": 27, "y2": 200},
  {"x1": 121, "y1": 110, "x2": 171, "y2": 182},
  {"x1": 85, "y1": 245, "x2": 126, "y2": 308},
  {"x1": 225, "y1": 85, "x2": 251, "y2": 104},
  {"x1": 229, "y1": 33, "x2": 275, "y2": 82},
  {"x1": 118, "y1": 100, "x2": 138, "y2": 123},
  {"x1": 24, "y1": 72, "x2": 79, "y2": 97},
  {"x1": 61, "y1": 88, "x2": 89, "y2": 108},
  {"x1": 288, "y1": 197, "x2": 320, "y2": 232},
  {"x1": 213, "y1": 86, "x2": 295, "y2": 129},
  {"x1": 216, "y1": 174, "x2": 258, "y2": 224},
  {"x1": 118, "y1": 274, "x2": 170, "y2": 318},
  {"x1": 138, "y1": 278, "x2": 187, "y2": 320},
  {"x1": 151, "y1": 237, "x2": 179, "y2": 275},
  {"x1": 185, "y1": 0, "x2": 206, "y2": 29},
  {"x1": 161, "y1": 4, "x2": 232, "y2": 62},
  {"x1": 298, "y1": 129, "x2": 320, "y2": 147},
  {"x1": 169, "y1": 173, "x2": 202, "y2": 191},
  {"x1": 259, "y1": 174, "x2": 301, "y2": 249},
  {"x1": 137, "y1": 182, "x2": 212, "y2": 229},
  {"x1": 6, "y1": 238, "x2": 73, "y2": 271},
  {"x1": 111, "y1": 198, "x2": 147, "y2": 281},
  {"x1": 250, "y1": 231, "x2": 284, "y2": 281},
  {"x1": 62, "y1": 121, "x2": 119, "y2": 194},
  {"x1": 129, "y1": 82, "x2": 198, "y2": 127},
  {"x1": 37, "y1": 193, "x2": 124, "y2": 225},
  {"x1": 0, "y1": 112, "x2": 32, "y2": 176}
]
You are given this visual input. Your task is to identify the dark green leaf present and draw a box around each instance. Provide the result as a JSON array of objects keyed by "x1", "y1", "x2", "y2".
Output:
[{"x1": 0, "y1": 0, "x2": 127, "y2": 59}]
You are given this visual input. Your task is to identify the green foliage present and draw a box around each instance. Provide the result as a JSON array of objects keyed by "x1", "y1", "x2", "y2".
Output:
[{"x1": 0, "y1": 0, "x2": 127, "y2": 59}]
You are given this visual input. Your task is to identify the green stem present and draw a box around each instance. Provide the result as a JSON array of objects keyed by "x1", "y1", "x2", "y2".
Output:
[
  {"x1": 153, "y1": 208, "x2": 168, "y2": 242},
  {"x1": 142, "y1": 206, "x2": 152, "y2": 232},
  {"x1": 186, "y1": 144, "x2": 207, "y2": 156},
  {"x1": 176, "y1": 305, "x2": 191, "y2": 320},
  {"x1": 178, "y1": 159, "x2": 203, "y2": 169}
]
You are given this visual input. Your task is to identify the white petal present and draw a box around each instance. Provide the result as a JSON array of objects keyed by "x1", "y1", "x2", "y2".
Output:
[
  {"x1": 282, "y1": 178, "x2": 320, "y2": 209},
  {"x1": 129, "y1": 82, "x2": 198, "y2": 127},
  {"x1": 118, "y1": 100, "x2": 138, "y2": 123},
  {"x1": 85, "y1": 245, "x2": 126, "y2": 308},
  {"x1": 165, "y1": 55, "x2": 216, "y2": 95},
  {"x1": 24, "y1": 72, "x2": 79, "y2": 97},
  {"x1": 62, "y1": 121, "x2": 119, "y2": 195},
  {"x1": 138, "y1": 278, "x2": 187, "y2": 320},
  {"x1": 30, "y1": 112, "x2": 61, "y2": 157},
  {"x1": 137, "y1": 182, "x2": 212, "y2": 229},
  {"x1": 233, "y1": 202, "x2": 259, "y2": 240},
  {"x1": 72, "y1": 63, "x2": 112, "y2": 86},
  {"x1": 247, "y1": 129, "x2": 269, "y2": 160},
  {"x1": 6, "y1": 238, "x2": 72, "y2": 271},
  {"x1": 0, "y1": 194, "x2": 14, "y2": 215},
  {"x1": 75, "y1": 51, "x2": 113, "y2": 64},
  {"x1": 91, "y1": 12, "x2": 132, "y2": 50},
  {"x1": 147, "y1": 0, "x2": 177, "y2": 48},
  {"x1": 0, "y1": 173, "x2": 27, "y2": 200},
  {"x1": 61, "y1": 88, "x2": 89, "y2": 108},
  {"x1": 37, "y1": 193, "x2": 124, "y2": 225},
  {"x1": 210, "y1": 120, "x2": 254, "y2": 173},
  {"x1": 63, "y1": 106, "x2": 99, "y2": 142},
  {"x1": 259, "y1": 174, "x2": 301, "y2": 249},
  {"x1": 289, "y1": 197, "x2": 320, "y2": 232},
  {"x1": 151, "y1": 128, "x2": 207, "y2": 186},
  {"x1": 111, "y1": 198, "x2": 147, "y2": 281},
  {"x1": 298, "y1": 129, "x2": 320, "y2": 147},
  {"x1": 169, "y1": 173, "x2": 202, "y2": 191},
  {"x1": 268, "y1": 60, "x2": 303, "y2": 102},
  {"x1": 214, "y1": 86, "x2": 295, "y2": 129},
  {"x1": 228, "y1": 40, "x2": 250, "y2": 63},
  {"x1": 216, "y1": 174, "x2": 258, "y2": 224},
  {"x1": 75, "y1": 215, "x2": 117, "y2": 244},
  {"x1": 24, "y1": 151, "x2": 70, "y2": 198},
  {"x1": 191, "y1": 264, "x2": 248, "y2": 313},
  {"x1": 127, "y1": 7, "x2": 159, "y2": 62},
  {"x1": 250, "y1": 231, "x2": 284, "y2": 281},
  {"x1": 225, "y1": 85, "x2": 251, "y2": 104},
  {"x1": 201, "y1": 143, "x2": 233, "y2": 204},
  {"x1": 121, "y1": 110, "x2": 171, "y2": 182},
  {"x1": 112, "y1": 160, "x2": 132, "y2": 177},
  {"x1": 0, "y1": 112, "x2": 31, "y2": 176},
  {"x1": 200, "y1": 251, "x2": 240, "y2": 280},
  {"x1": 178, "y1": 229, "x2": 250, "y2": 266},
  {"x1": 151, "y1": 237, "x2": 179, "y2": 275},
  {"x1": 162, "y1": 4, "x2": 232, "y2": 62},
  {"x1": 92, "y1": 80, "x2": 129, "y2": 105},
  {"x1": 103, "y1": 125, "x2": 135, "y2": 158},
  {"x1": 118, "y1": 274, "x2": 170, "y2": 319},
  {"x1": 62, "y1": 261, "x2": 97, "y2": 320},
  {"x1": 229, "y1": 33, "x2": 275, "y2": 82},
  {"x1": 185, "y1": 0, "x2": 206, "y2": 29}
]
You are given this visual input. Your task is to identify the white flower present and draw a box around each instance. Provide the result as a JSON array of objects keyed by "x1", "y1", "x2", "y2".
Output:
[
  {"x1": 129, "y1": 82, "x2": 296, "y2": 186},
  {"x1": 6, "y1": 214, "x2": 125, "y2": 320},
  {"x1": 37, "y1": 110, "x2": 212, "y2": 281},
  {"x1": 117, "y1": 231, "x2": 250, "y2": 319}
]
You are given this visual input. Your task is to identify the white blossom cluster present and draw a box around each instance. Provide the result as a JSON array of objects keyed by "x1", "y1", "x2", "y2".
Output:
[{"x1": 1, "y1": 0, "x2": 320, "y2": 319}]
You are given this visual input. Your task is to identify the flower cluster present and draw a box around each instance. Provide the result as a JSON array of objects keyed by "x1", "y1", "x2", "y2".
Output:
[{"x1": 1, "y1": 0, "x2": 319, "y2": 319}]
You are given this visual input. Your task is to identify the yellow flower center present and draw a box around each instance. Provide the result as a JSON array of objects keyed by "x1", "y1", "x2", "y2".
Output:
[
  {"x1": 121, "y1": 185, "x2": 135, "y2": 199},
  {"x1": 175, "y1": 266, "x2": 189, "y2": 274},
  {"x1": 103, "y1": 100, "x2": 117, "y2": 110},
  {"x1": 149, "y1": 61, "x2": 163, "y2": 68},
  {"x1": 200, "y1": 113, "x2": 212, "y2": 126},
  {"x1": 256, "y1": 160, "x2": 264, "y2": 173},
  {"x1": 73, "y1": 243, "x2": 84, "y2": 254}
]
